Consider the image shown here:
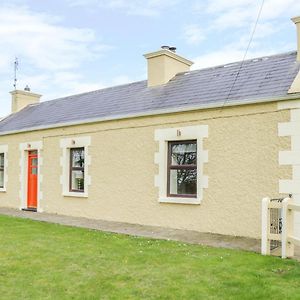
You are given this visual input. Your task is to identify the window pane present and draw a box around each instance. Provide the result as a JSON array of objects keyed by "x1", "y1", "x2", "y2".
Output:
[
  {"x1": 171, "y1": 142, "x2": 196, "y2": 166},
  {"x1": 0, "y1": 170, "x2": 3, "y2": 188},
  {"x1": 71, "y1": 148, "x2": 85, "y2": 168},
  {"x1": 0, "y1": 153, "x2": 4, "y2": 168},
  {"x1": 31, "y1": 158, "x2": 38, "y2": 167},
  {"x1": 71, "y1": 170, "x2": 84, "y2": 191},
  {"x1": 31, "y1": 167, "x2": 37, "y2": 175},
  {"x1": 169, "y1": 169, "x2": 197, "y2": 196}
]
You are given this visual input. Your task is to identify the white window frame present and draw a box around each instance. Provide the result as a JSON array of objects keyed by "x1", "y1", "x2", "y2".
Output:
[
  {"x1": 154, "y1": 125, "x2": 208, "y2": 204},
  {"x1": 60, "y1": 136, "x2": 91, "y2": 198},
  {"x1": 0, "y1": 145, "x2": 8, "y2": 192}
]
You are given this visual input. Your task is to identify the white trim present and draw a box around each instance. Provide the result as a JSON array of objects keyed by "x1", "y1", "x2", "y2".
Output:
[
  {"x1": 60, "y1": 136, "x2": 91, "y2": 198},
  {"x1": 159, "y1": 197, "x2": 202, "y2": 205},
  {"x1": 261, "y1": 197, "x2": 270, "y2": 255},
  {"x1": 0, "y1": 94, "x2": 300, "y2": 137},
  {"x1": 279, "y1": 107, "x2": 300, "y2": 194},
  {"x1": 0, "y1": 144, "x2": 8, "y2": 192},
  {"x1": 278, "y1": 99, "x2": 300, "y2": 110},
  {"x1": 279, "y1": 151, "x2": 300, "y2": 165},
  {"x1": 288, "y1": 71, "x2": 300, "y2": 94},
  {"x1": 281, "y1": 198, "x2": 295, "y2": 258},
  {"x1": 19, "y1": 141, "x2": 43, "y2": 212},
  {"x1": 278, "y1": 105, "x2": 300, "y2": 236},
  {"x1": 154, "y1": 125, "x2": 208, "y2": 204},
  {"x1": 144, "y1": 49, "x2": 194, "y2": 66}
]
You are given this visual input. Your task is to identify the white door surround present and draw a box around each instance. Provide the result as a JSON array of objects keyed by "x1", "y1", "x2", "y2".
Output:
[{"x1": 19, "y1": 141, "x2": 43, "y2": 212}]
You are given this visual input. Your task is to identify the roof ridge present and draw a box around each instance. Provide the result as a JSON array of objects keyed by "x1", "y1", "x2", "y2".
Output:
[
  {"x1": 178, "y1": 50, "x2": 298, "y2": 76},
  {"x1": 35, "y1": 51, "x2": 298, "y2": 107}
]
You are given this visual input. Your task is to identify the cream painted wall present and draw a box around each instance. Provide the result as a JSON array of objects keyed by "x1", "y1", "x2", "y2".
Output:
[
  {"x1": 144, "y1": 49, "x2": 192, "y2": 87},
  {"x1": 10, "y1": 90, "x2": 41, "y2": 113},
  {"x1": 146, "y1": 55, "x2": 190, "y2": 87},
  {"x1": 0, "y1": 101, "x2": 291, "y2": 238}
]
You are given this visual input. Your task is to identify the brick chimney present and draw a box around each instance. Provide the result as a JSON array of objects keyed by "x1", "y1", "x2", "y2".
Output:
[
  {"x1": 144, "y1": 46, "x2": 193, "y2": 87},
  {"x1": 292, "y1": 16, "x2": 300, "y2": 61},
  {"x1": 10, "y1": 87, "x2": 41, "y2": 113}
]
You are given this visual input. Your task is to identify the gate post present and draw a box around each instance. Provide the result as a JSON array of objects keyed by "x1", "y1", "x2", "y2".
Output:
[
  {"x1": 282, "y1": 197, "x2": 294, "y2": 258},
  {"x1": 261, "y1": 197, "x2": 270, "y2": 255}
]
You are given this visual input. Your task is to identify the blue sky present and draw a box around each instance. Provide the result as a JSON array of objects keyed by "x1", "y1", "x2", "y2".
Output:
[{"x1": 0, "y1": 0, "x2": 299, "y2": 116}]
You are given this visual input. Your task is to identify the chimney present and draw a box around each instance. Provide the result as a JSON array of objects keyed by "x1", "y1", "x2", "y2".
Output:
[
  {"x1": 144, "y1": 46, "x2": 193, "y2": 87},
  {"x1": 10, "y1": 87, "x2": 41, "y2": 113},
  {"x1": 292, "y1": 16, "x2": 300, "y2": 61}
]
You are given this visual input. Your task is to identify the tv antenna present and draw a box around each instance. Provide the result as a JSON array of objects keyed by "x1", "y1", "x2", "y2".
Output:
[{"x1": 13, "y1": 57, "x2": 18, "y2": 90}]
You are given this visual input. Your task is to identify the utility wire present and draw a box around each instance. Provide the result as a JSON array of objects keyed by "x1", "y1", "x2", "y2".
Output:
[{"x1": 220, "y1": 0, "x2": 265, "y2": 110}]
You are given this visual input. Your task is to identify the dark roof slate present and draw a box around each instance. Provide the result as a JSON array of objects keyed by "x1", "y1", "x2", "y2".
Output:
[{"x1": 0, "y1": 51, "x2": 300, "y2": 134}]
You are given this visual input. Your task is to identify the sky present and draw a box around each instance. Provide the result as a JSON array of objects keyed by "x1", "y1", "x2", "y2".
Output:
[{"x1": 0, "y1": 0, "x2": 299, "y2": 116}]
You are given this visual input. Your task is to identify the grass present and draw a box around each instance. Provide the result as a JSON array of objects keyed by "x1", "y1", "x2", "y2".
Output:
[{"x1": 1, "y1": 215, "x2": 300, "y2": 300}]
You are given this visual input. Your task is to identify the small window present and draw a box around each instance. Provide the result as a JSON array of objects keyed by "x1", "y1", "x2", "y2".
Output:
[
  {"x1": 167, "y1": 140, "x2": 197, "y2": 198},
  {"x1": 0, "y1": 153, "x2": 4, "y2": 188},
  {"x1": 69, "y1": 147, "x2": 85, "y2": 192}
]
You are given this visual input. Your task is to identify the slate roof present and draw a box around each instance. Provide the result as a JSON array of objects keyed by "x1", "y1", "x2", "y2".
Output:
[{"x1": 0, "y1": 51, "x2": 300, "y2": 134}]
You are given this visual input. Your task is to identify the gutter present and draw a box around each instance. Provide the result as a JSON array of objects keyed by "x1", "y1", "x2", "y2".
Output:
[{"x1": 0, "y1": 93, "x2": 300, "y2": 137}]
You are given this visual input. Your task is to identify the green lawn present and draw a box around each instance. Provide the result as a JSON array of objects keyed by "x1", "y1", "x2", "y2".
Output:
[{"x1": 1, "y1": 215, "x2": 300, "y2": 300}]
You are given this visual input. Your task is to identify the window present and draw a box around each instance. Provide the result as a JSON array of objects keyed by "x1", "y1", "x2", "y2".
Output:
[
  {"x1": 167, "y1": 140, "x2": 197, "y2": 198},
  {"x1": 0, "y1": 153, "x2": 4, "y2": 189},
  {"x1": 154, "y1": 125, "x2": 208, "y2": 204},
  {"x1": 60, "y1": 136, "x2": 91, "y2": 198},
  {"x1": 70, "y1": 147, "x2": 85, "y2": 192}
]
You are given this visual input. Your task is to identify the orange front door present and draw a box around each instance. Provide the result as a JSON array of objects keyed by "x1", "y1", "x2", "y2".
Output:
[{"x1": 27, "y1": 151, "x2": 38, "y2": 209}]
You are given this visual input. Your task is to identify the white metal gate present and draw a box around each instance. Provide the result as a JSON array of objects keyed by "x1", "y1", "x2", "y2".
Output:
[{"x1": 262, "y1": 196, "x2": 300, "y2": 258}]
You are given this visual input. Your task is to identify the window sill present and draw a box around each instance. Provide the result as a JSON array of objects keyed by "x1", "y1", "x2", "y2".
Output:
[
  {"x1": 63, "y1": 191, "x2": 88, "y2": 198},
  {"x1": 0, "y1": 188, "x2": 6, "y2": 193},
  {"x1": 159, "y1": 196, "x2": 200, "y2": 205}
]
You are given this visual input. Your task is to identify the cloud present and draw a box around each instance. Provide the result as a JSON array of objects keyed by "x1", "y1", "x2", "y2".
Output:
[
  {"x1": 111, "y1": 75, "x2": 133, "y2": 85},
  {"x1": 186, "y1": 0, "x2": 300, "y2": 69},
  {"x1": 191, "y1": 47, "x2": 271, "y2": 70},
  {"x1": 183, "y1": 24, "x2": 206, "y2": 45},
  {"x1": 0, "y1": 4, "x2": 113, "y2": 115},
  {"x1": 191, "y1": 37, "x2": 294, "y2": 70},
  {"x1": 0, "y1": 5, "x2": 111, "y2": 72},
  {"x1": 67, "y1": 0, "x2": 180, "y2": 16},
  {"x1": 198, "y1": 0, "x2": 300, "y2": 32}
]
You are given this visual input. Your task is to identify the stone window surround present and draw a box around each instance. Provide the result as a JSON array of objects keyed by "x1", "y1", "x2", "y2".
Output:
[
  {"x1": 154, "y1": 125, "x2": 208, "y2": 204},
  {"x1": 0, "y1": 145, "x2": 8, "y2": 192},
  {"x1": 19, "y1": 141, "x2": 43, "y2": 212},
  {"x1": 60, "y1": 136, "x2": 91, "y2": 198}
]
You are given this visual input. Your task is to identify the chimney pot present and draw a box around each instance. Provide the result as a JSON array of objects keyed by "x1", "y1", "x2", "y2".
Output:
[{"x1": 169, "y1": 47, "x2": 177, "y2": 53}]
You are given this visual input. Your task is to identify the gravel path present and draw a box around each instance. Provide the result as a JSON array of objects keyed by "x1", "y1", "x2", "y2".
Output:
[{"x1": 0, "y1": 207, "x2": 262, "y2": 253}]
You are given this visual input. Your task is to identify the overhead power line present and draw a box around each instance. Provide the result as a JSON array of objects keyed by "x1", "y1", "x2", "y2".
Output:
[{"x1": 221, "y1": 0, "x2": 265, "y2": 110}]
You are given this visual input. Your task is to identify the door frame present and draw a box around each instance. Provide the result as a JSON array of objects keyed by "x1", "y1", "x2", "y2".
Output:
[
  {"x1": 19, "y1": 141, "x2": 43, "y2": 212},
  {"x1": 27, "y1": 150, "x2": 38, "y2": 209}
]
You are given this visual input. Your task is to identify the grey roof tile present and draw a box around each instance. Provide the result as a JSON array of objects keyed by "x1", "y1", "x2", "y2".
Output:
[{"x1": 0, "y1": 51, "x2": 300, "y2": 134}]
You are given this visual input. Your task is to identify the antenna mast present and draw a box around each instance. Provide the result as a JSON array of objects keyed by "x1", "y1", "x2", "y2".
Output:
[{"x1": 13, "y1": 57, "x2": 18, "y2": 90}]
